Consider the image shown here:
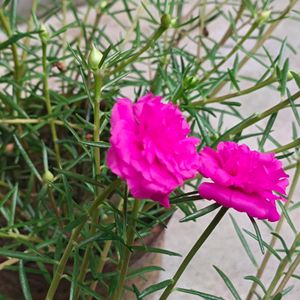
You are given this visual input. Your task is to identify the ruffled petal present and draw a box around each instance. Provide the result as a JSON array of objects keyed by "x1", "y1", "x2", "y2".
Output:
[{"x1": 199, "y1": 182, "x2": 280, "y2": 222}]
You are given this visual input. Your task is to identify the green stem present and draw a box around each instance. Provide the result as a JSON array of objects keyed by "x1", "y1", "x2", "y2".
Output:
[
  {"x1": 217, "y1": 2, "x2": 245, "y2": 49},
  {"x1": 246, "y1": 161, "x2": 300, "y2": 300},
  {"x1": 87, "y1": 197, "x2": 125, "y2": 299},
  {"x1": 21, "y1": 0, "x2": 38, "y2": 62},
  {"x1": 221, "y1": 91, "x2": 300, "y2": 141},
  {"x1": 93, "y1": 71, "x2": 102, "y2": 190},
  {"x1": 111, "y1": 199, "x2": 141, "y2": 300},
  {"x1": 270, "y1": 138, "x2": 300, "y2": 154},
  {"x1": 73, "y1": 72, "x2": 103, "y2": 298},
  {"x1": 109, "y1": 20, "x2": 169, "y2": 76},
  {"x1": 274, "y1": 253, "x2": 300, "y2": 295},
  {"x1": 191, "y1": 75, "x2": 276, "y2": 106},
  {"x1": 41, "y1": 41, "x2": 62, "y2": 168},
  {"x1": 263, "y1": 233, "x2": 300, "y2": 300},
  {"x1": 74, "y1": 209, "x2": 97, "y2": 300},
  {"x1": 0, "y1": 9, "x2": 22, "y2": 104},
  {"x1": 199, "y1": 21, "x2": 259, "y2": 83},
  {"x1": 210, "y1": 0, "x2": 298, "y2": 98},
  {"x1": 47, "y1": 186, "x2": 63, "y2": 229},
  {"x1": 46, "y1": 223, "x2": 85, "y2": 300},
  {"x1": 87, "y1": 240, "x2": 112, "y2": 299},
  {"x1": 159, "y1": 207, "x2": 228, "y2": 300},
  {"x1": 45, "y1": 180, "x2": 120, "y2": 300}
]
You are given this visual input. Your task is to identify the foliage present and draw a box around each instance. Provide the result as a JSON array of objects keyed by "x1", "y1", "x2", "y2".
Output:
[{"x1": 0, "y1": 0, "x2": 300, "y2": 299}]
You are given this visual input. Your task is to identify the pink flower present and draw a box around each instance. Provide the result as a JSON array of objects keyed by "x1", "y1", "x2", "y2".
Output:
[
  {"x1": 107, "y1": 93, "x2": 200, "y2": 207},
  {"x1": 198, "y1": 141, "x2": 289, "y2": 221}
]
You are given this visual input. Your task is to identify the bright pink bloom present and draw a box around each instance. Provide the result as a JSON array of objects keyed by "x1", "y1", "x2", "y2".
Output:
[
  {"x1": 198, "y1": 141, "x2": 289, "y2": 221},
  {"x1": 107, "y1": 93, "x2": 199, "y2": 207}
]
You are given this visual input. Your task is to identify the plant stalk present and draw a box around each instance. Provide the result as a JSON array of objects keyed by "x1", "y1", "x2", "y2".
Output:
[
  {"x1": 263, "y1": 233, "x2": 300, "y2": 300},
  {"x1": 221, "y1": 91, "x2": 300, "y2": 141},
  {"x1": 199, "y1": 21, "x2": 259, "y2": 83},
  {"x1": 46, "y1": 223, "x2": 85, "y2": 300},
  {"x1": 41, "y1": 41, "x2": 62, "y2": 168},
  {"x1": 109, "y1": 21, "x2": 169, "y2": 76},
  {"x1": 159, "y1": 207, "x2": 228, "y2": 300},
  {"x1": 111, "y1": 199, "x2": 141, "y2": 300},
  {"x1": 45, "y1": 180, "x2": 120, "y2": 300},
  {"x1": 73, "y1": 71, "x2": 103, "y2": 299},
  {"x1": 210, "y1": 0, "x2": 299, "y2": 98},
  {"x1": 246, "y1": 161, "x2": 300, "y2": 300},
  {"x1": 274, "y1": 253, "x2": 300, "y2": 295},
  {"x1": 191, "y1": 75, "x2": 276, "y2": 106}
]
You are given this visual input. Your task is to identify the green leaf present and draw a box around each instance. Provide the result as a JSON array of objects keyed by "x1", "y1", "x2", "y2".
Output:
[
  {"x1": 259, "y1": 112, "x2": 277, "y2": 150},
  {"x1": 131, "y1": 246, "x2": 182, "y2": 257},
  {"x1": 63, "y1": 215, "x2": 87, "y2": 232},
  {"x1": 242, "y1": 0, "x2": 256, "y2": 16},
  {"x1": 291, "y1": 71, "x2": 300, "y2": 89},
  {"x1": 180, "y1": 203, "x2": 221, "y2": 222},
  {"x1": 19, "y1": 260, "x2": 33, "y2": 300},
  {"x1": 273, "y1": 293, "x2": 283, "y2": 300},
  {"x1": 0, "y1": 249, "x2": 56, "y2": 264},
  {"x1": 229, "y1": 215, "x2": 257, "y2": 267},
  {"x1": 278, "y1": 201, "x2": 297, "y2": 234},
  {"x1": 0, "y1": 30, "x2": 41, "y2": 50},
  {"x1": 287, "y1": 89, "x2": 300, "y2": 127},
  {"x1": 9, "y1": 184, "x2": 18, "y2": 226},
  {"x1": 54, "y1": 168, "x2": 103, "y2": 188},
  {"x1": 243, "y1": 229, "x2": 281, "y2": 260},
  {"x1": 79, "y1": 140, "x2": 110, "y2": 148},
  {"x1": 176, "y1": 287, "x2": 224, "y2": 299},
  {"x1": 0, "y1": 186, "x2": 17, "y2": 209},
  {"x1": 279, "y1": 59, "x2": 289, "y2": 96},
  {"x1": 138, "y1": 279, "x2": 174, "y2": 299},
  {"x1": 213, "y1": 266, "x2": 241, "y2": 300},
  {"x1": 244, "y1": 275, "x2": 267, "y2": 294},
  {"x1": 127, "y1": 266, "x2": 165, "y2": 280},
  {"x1": 14, "y1": 135, "x2": 42, "y2": 182},
  {"x1": 78, "y1": 232, "x2": 125, "y2": 248},
  {"x1": 249, "y1": 217, "x2": 265, "y2": 254},
  {"x1": 271, "y1": 232, "x2": 290, "y2": 260},
  {"x1": 227, "y1": 68, "x2": 240, "y2": 92}
]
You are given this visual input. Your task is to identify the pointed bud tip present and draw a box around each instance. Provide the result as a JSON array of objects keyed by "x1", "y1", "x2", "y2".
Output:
[
  {"x1": 43, "y1": 170, "x2": 54, "y2": 184},
  {"x1": 88, "y1": 43, "x2": 103, "y2": 70},
  {"x1": 257, "y1": 10, "x2": 271, "y2": 24},
  {"x1": 39, "y1": 23, "x2": 49, "y2": 43}
]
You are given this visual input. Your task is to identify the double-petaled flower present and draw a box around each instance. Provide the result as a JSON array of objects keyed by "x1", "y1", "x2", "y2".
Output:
[{"x1": 107, "y1": 93, "x2": 200, "y2": 208}]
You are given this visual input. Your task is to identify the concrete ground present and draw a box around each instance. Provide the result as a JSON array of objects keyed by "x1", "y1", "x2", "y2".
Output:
[{"x1": 3, "y1": 1, "x2": 300, "y2": 299}]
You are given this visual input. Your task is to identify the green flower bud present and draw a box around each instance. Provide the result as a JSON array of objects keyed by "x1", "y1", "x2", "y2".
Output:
[
  {"x1": 99, "y1": 0, "x2": 108, "y2": 9},
  {"x1": 257, "y1": 10, "x2": 271, "y2": 25},
  {"x1": 88, "y1": 43, "x2": 103, "y2": 71},
  {"x1": 43, "y1": 170, "x2": 54, "y2": 184},
  {"x1": 287, "y1": 70, "x2": 293, "y2": 81},
  {"x1": 184, "y1": 75, "x2": 199, "y2": 88},
  {"x1": 39, "y1": 24, "x2": 49, "y2": 43},
  {"x1": 161, "y1": 14, "x2": 172, "y2": 30}
]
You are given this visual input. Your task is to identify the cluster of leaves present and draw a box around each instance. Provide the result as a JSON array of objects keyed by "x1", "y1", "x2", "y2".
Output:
[{"x1": 0, "y1": 0, "x2": 300, "y2": 299}]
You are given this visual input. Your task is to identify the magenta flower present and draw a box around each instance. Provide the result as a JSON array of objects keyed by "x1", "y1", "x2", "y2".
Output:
[
  {"x1": 107, "y1": 93, "x2": 200, "y2": 207},
  {"x1": 198, "y1": 141, "x2": 289, "y2": 221}
]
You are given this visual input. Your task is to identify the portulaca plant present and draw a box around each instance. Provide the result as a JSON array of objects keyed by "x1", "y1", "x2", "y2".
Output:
[{"x1": 0, "y1": 1, "x2": 300, "y2": 300}]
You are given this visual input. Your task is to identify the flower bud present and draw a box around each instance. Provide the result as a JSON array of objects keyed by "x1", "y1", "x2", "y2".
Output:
[
  {"x1": 39, "y1": 24, "x2": 49, "y2": 43},
  {"x1": 183, "y1": 75, "x2": 199, "y2": 89},
  {"x1": 160, "y1": 14, "x2": 172, "y2": 29},
  {"x1": 257, "y1": 10, "x2": 271, "y2": 25},
  {"x1": 287, "y1": 70, "x2": 293, "y2": 81},
  {"x1": 43, "y1": 170, "x2": 54, "y2": 184},
  {"x1": 99, "y1": 0, "x2": 108, "y2": 9},
  {"x1": 88, "y1": 43, "x2": 103, "y2": 71}
]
